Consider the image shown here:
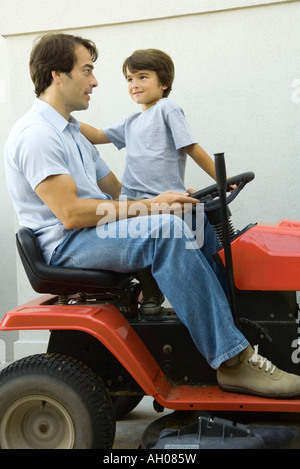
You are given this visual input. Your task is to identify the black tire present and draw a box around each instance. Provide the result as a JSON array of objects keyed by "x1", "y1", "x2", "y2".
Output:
[
  {"x1": 113, "y1": 395, "x2": 144, "y2": 420},
  {"x1": 0, "y1": 354, "x2": 115, "y2": 449}
]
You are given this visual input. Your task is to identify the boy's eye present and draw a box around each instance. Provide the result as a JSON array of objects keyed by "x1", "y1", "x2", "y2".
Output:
[{"x1": 126, "y1": 74, "x2": 149, "y2": 83}]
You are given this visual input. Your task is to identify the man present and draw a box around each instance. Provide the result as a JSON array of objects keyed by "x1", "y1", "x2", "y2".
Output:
[{"x1": 5, "y1": 33, "x2": 300, "y2": 398}]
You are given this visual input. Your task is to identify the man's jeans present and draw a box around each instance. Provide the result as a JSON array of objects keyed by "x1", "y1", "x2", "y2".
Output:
[{"x1": 50, "y1": 213, "x2": 248, "y2": 369}]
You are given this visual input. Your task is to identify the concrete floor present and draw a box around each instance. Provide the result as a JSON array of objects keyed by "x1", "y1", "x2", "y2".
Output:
[{"x1": 113, "y1": 396, "x2": 172, "y2": 449}]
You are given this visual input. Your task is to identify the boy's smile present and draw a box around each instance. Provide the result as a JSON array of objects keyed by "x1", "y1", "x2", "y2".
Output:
[{"x1": 125, "y1": 68, "x2": 167, "y2": 111}]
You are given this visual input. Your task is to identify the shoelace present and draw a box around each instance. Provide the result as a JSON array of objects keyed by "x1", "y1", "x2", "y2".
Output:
[{"x1": 248, "y1": 345, "x2": 277, "y2": 375}]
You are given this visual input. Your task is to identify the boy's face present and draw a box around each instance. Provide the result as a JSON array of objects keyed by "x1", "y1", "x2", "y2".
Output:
[{"x1": 125, "y1": 68, "x2": 167, "y2": 111}]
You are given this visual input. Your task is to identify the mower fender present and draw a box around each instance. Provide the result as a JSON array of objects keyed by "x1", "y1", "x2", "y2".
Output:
[{"x1": 0, "y1": 295, "x2": 165, "y2": 397}]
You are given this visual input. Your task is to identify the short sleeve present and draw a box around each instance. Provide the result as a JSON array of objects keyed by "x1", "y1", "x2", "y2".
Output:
[
  {"x1": 103, "y1": 119, "x2": 126, "y2": 150},
  {"x1": 16, "y1": 124, "x2": 70, "y2": 190},
  {"x1": 166, "y1": 108, "x2": 197, "y2": 150},
  {"x1": 91, "y1": 145, "x2": 111, "y2": 181}
]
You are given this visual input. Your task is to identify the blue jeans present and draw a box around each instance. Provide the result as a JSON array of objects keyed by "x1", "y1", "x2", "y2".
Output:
[{"x1": 50, "y1": 214, "x2": 248, "y2": 369}]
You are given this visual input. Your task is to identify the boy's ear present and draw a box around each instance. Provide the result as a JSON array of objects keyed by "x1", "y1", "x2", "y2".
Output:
[{"x1": 161, "y1": 84, "x2": 168, "y2": 91}]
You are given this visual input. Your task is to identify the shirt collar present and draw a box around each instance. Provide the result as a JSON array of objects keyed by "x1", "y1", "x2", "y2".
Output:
[{"x1": 33, "y1": 98, "x2": 80, "y2": 133}]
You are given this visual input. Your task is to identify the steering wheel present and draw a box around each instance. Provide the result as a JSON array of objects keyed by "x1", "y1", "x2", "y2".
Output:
[{"x1": 190, "y1": 172, "x2": 254, "y2": 212}]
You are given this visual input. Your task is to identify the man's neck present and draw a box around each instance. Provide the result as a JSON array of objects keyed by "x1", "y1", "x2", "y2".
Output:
[{"x1": 39, "y1": 94, "x2": 70, "y2": 121}]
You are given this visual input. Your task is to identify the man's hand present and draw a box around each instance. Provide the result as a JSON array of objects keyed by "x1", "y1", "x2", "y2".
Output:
[{"x1": 149, "y1": 191, "x2": 199, "y2": 217}]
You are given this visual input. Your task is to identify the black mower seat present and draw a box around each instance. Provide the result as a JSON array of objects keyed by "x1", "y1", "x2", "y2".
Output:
[{"x1": 16, "y1": 228, "x2": 134, "y2": 295}]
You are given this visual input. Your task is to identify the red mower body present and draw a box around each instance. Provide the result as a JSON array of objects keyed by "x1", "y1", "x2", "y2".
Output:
[
  {"x1": 218, "y1": 220, "x2": 300, "y2": 291},
  {"x1": 1, "y1": 288, "x2": 300, "y2": 415}
]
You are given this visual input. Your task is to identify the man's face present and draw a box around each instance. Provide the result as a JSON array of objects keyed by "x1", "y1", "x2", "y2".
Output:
[{"x1": 60, "y1": 45, "x2": 98, "y2": 115}]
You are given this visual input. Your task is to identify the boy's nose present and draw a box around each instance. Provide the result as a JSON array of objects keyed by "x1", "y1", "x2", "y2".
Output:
[{"x1": 130, "y1": 78, "x2": 138, "y2": 87}]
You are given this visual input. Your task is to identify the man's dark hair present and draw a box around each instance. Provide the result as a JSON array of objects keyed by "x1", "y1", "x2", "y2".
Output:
[{"x1": 29, "y1": 33, "x2": 98, "y2": 97}]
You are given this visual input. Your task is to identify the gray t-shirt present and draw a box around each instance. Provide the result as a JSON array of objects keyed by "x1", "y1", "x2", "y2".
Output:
[{"x1": 104, "y1": 98, "x2": 197, "y2": 199}]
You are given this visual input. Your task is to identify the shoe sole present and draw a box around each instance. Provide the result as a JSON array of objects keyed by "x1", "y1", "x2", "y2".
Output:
[
  {"x1": 219, "y1": 384, "x2": 300, "y2": 399},
  {"x1": 139, "y1": 307, "x2": 163, "y2": 315}
]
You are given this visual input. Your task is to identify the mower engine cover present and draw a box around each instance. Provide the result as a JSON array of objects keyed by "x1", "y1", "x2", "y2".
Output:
[{"x1": 218, "y1": 220, "x2": 300, "y2": 291}]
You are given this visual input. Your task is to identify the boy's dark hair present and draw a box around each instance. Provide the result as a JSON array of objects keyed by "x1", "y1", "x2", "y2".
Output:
[
  {"x1": 122, "y1": 49, "x2": 175, "y2": 97},
  {"x1": 29, "y1": 33, "x2": 98, "y2": 97}
]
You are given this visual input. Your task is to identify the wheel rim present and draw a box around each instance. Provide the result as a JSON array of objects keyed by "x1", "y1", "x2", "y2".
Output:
[{"x1": 0, "y1": 394, "x2": 75, "y2": 449}]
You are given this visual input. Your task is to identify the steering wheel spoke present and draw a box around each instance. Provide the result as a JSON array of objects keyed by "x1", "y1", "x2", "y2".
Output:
[{"x1": 190, "y1": 172, "x2": 254, "y2": 212}]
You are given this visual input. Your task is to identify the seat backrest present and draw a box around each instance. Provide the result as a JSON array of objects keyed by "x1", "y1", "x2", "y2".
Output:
[{"x1": 16, "y1": 228, "x2": 133, "y2": 295}]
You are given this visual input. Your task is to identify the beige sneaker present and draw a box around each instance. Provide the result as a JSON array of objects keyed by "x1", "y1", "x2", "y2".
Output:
[
  {"x1": 139, "y1": 291, "x2": 165, "y2": 315},
  {"x1": 217, "y1": 345, "x2": 300, "y2": 399}
]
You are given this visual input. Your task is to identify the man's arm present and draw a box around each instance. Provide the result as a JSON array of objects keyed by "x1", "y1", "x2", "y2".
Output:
[
  {"x1": 35, "y1": 174, "x2": 106, "y2": 229},
  {"x1": 35, "y1": 174, "x2": 199, "y2": 230}
]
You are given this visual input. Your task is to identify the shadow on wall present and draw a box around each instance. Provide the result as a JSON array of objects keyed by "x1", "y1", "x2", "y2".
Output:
[{"x1": 0, "y1": 331, "x2": 20, "y2": 367}]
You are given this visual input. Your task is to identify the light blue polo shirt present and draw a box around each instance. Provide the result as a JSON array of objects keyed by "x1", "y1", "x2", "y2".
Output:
[
  {"x1": 5, "y1": 98, "x2": 111, "y2": 263},
  {"x1": 104, "y1": 98, "x2": 197, "y2": 199}
]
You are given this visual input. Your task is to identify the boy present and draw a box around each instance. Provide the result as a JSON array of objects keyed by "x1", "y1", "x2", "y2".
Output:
[
  {"x1": 80, "y1": 48, "x2": 216, "y2": 198},
  {"x1": 80, "y1": 49, "x2": 218, "y2": 313}
]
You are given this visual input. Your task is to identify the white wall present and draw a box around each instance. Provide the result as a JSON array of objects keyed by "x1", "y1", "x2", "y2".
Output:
[
  {"x1": 0, "y1": 35, "x2": 19, "y2": 366},
  {"x1": 0, "y1": 0, "x2": 299, "y2": 363},
  {"x1": 0, "y1": 37, "x2": 17, "y2": 311}
]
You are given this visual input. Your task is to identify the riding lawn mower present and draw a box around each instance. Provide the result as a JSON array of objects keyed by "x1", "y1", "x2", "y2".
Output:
[{"x1": 0, "y1": 153, "x2": 299, "y2": 449}]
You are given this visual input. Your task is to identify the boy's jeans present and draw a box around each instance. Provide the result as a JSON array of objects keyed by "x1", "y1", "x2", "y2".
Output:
[{"x1": 50, "y1": 213, "x2": 248, "y2": 369}]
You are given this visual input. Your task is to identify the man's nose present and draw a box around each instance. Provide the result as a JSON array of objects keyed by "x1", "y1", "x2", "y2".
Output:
[{"x1": 91, "y1": 74, "x2": 98, "y2": 88}]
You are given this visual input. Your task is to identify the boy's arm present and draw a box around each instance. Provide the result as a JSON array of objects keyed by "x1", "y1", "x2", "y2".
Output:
[
  {"x1": 185, "y1": 143, "x2": 237, "y2": 191},
  {"x1": 80, "y1": 122, "x2": 111, "y2": 145},
  {"x1": 184, "y1": 143, "x2": 216, "y2": 181}
]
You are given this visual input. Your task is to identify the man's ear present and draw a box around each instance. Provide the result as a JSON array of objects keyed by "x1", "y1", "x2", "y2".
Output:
[{"x1": 51, "y1": 70, "x2": 62, "y2": 84}]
